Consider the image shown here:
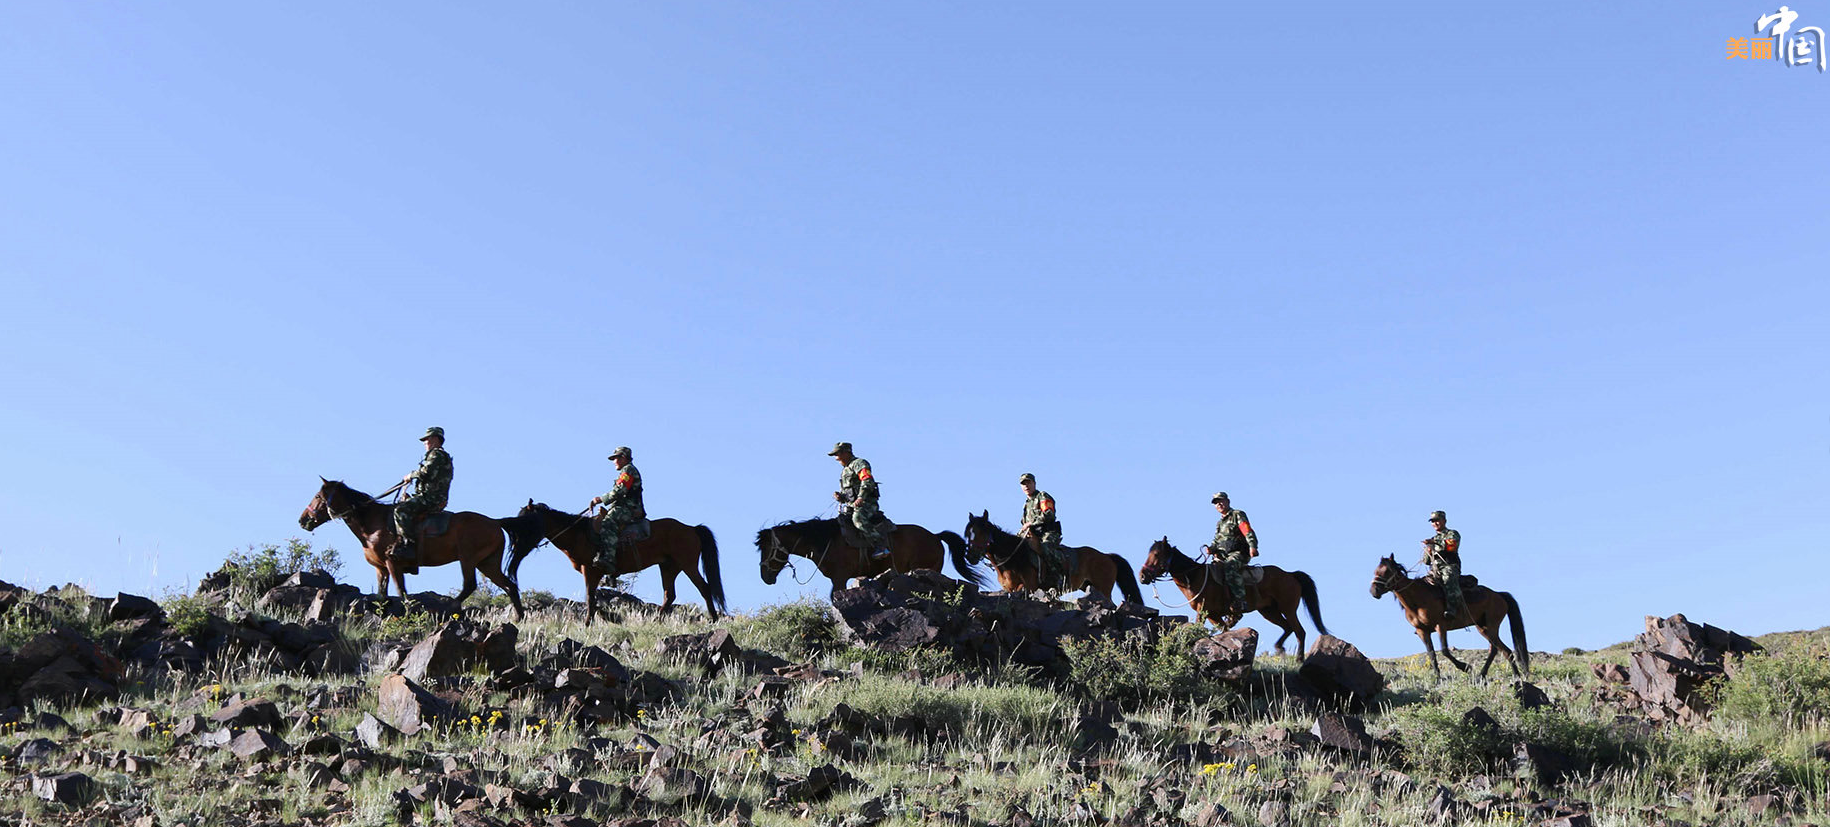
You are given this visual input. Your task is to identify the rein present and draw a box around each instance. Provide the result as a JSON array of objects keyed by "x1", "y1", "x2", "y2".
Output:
[
  {"x1": 1146, "y1": 550, "x2": 1212, "y2": 611},
  {"x1": 325, "y1": 480, "x2": 406, "y2": 523}
]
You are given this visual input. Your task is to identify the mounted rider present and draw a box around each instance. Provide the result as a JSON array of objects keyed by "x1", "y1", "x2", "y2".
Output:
[
  {"x1": 591, "y1": 446, "x2": 646, "y2": 574},
  {"x1": 1203, "y1": 492, "x2": 1257, "y2": 616},
  {"x1": 1017, "y1": 473, "x2": 1066, "y2": 589},
  {"x1": 1421, "y1": 510, "x2": 1465, "y2": 621},
  {"x1": 390, "y1": 426, "x2": 452, "y2": 565},
  {"x1": 829, "y1": 442, "x2": 891, "y2": 563}
]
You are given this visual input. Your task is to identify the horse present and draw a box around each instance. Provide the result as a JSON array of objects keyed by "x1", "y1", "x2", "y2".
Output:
[
  {"x1": 298, "y1": 478, "x2": 525, "y2": 619},
  {"x1": 962, "y1": 512, "x2": 1144, "y2": 606},
  {"x1": 1139, "y1": 537, "x2": 1328, "y2": 657},
  {"x1": 506, "y1": 501, "x2": 725, "y2": 625},
  {"x1": 756, "y1": 518, "x2": 989, "y2": 598},
  {"x1": 1370, "y1": 554, "x2": 1529, "y2": 680}
]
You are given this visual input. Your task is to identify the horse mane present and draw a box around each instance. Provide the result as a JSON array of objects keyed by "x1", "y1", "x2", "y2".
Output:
[
  {"x1": 754, "y1": 517, "x2": 839, "y2": 551},
  {"x1": 1151, "y1": 539, "x2": 1202, "y2": 574},
  {"x1": 325, "y1": 480, "x2": 373, "y2": 505},
  {"x1": 968, "y1": 515, "x2": 1017, "y2": 540}
]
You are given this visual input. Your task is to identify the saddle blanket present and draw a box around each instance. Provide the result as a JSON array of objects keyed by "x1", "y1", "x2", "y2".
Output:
[
  {"x1": 419, "y1": 512, "x2": 453, "y2": 538},
  {"x1": 837, "y1": 514, "x2": 897, "y2": 550},
  {"x1": 1204, "y1": 563, "x2": 1268, "y2": 586},
  {"x1": 621, "y1": 519, "x2": 652, "y2": 543},
  {"x1": 1424, "y1": 573, "x2": 1489, "y2": 601}
]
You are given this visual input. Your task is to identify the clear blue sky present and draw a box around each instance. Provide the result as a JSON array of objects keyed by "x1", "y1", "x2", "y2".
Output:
[{"x1": 1, "y1": 3, "x2": 1824, "y2": 657}]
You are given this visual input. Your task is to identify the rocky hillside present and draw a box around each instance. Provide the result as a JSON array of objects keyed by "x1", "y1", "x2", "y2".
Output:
[{"x1": 2, "y1": 563, "x2": 1828, "y2": 827}]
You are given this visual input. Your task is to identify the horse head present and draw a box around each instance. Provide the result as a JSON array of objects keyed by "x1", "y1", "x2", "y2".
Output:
[
  {"x1": 299, "y1": 477, "x2": 342, "y2": 531},
  {"x1": 1370, "y1": 554, "x2": 1405, "y2": 599},
  {"x1": 962, "y1": 510, "x2": 996, "y2": 564},
  {"x1": 755, "y1": 526, "x2": 793, "y2": 585},
  {"x1": 1140, "y1": 536, "x2": 1176, "y2": 583}
]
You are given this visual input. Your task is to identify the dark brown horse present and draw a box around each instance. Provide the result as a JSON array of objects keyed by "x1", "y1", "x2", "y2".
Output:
[
  {"x1": 756, "y1": 518, "x2": 989, "y2": 598},
  {"x1": 1140, "y1": 538, "x2": 1328, "y2": 657},
  {"x1": 961, "y1": 512, "x2": 1144, "y2": 606},
  {"x1": 506, "y1": 501, "x2": 725, "y2": 625},
  {"x1": 1370, "y1": 555, "x2": 1529, "y2": 680},
  {"x1": 298, "y1": 479, "x2": 525, "y2": 619}
]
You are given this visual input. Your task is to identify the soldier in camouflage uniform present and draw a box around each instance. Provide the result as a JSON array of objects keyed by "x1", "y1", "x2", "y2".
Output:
[
  {"x1": 829, "y1": 442, "x2": 890, "y2": 562},
  {"x1": 1203, "y1": 492, "x2": 1257, "y2": 616},
  {"x1": 1421, "y1": 510, "x2": 1465, "y2": 621},
  {"x1": 1018, "y1": 473, "x2": 1066, "y2": 589},
  {"x1": 390, "y1": 426, "x2": 453, "y2": 563},
  {"x1": 591, "y1": 446, "x2": 645, "y2": 573}
]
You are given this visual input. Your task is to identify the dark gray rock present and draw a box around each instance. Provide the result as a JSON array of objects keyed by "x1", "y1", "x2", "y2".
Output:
[
  {"x1": 228, "y1": 728, "x2": 291, "y2": 760},
  {"x1": 1299, "y1": 635, "x2": 1386, "y2": 712},
  {"x1": 210, "y1": 697, "x2": 282, "y2": 728},
  {"x1": 1310, "y1": 712, "x2": 1374, "y2": 756},
  {"x1": 1192, "y1": 628, "x2": 1258, "y2": 682},
  {"x1": 1512, "y1": 680, "x2": 1551, "y2": 711},
  {"x1": 376, "y1": 673, "x2": 453, "y2": 735},
  {"x1": 32, "y1": 772, "x2": 98, "y2": 806},
  {"x1": 108, "y1": 592, "x2": 163, "y2": 621}
]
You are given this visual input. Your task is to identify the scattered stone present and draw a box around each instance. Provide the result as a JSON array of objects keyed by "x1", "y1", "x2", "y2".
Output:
[
  {"x1": 401, "y1": 621, "x2": 520, "y2": 680},
  {"x1": 1590, "y1": 663, "x2": 1628, "y2": 684},
  {"x1": 1426, "y1": 785, "x2": 1458, "y2": 822},
  {"x1": 210, "y1": 696, "x2": 282, "y2": 728},
  {"x1": 1512, "y1": 681, "x2": 1551, "y2": 711},
  {"x1": 636, "y1": 766, "x2": 709, "y2": 805},
  {"x1": 1462, "y1": 706, "x2": 1501, "y2": 737},
  {"x1": 32, "y1": 772, "x2": 99, "y2": 807},
  {"x1": 1515, "y1": 741, "x2": 1578, "y2": 784},
  {"x1": 13, "y1": 737, "x2": 62, "y2": 765},
  {"x1": 771, "y1": 764, "x2": 860, "y2": 803},
  {"x1": 1310, "y1": 712, "x2": 1375, "y2": 756},
  {"x1": 228, "y1": 729, "x2": 291, "y2": 760}
]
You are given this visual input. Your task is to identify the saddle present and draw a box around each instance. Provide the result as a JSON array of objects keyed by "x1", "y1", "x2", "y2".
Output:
[
  {"x1": 1424, "y1": 573, "x2": 1487, "y2": 600},
  {"x1": 836, "y1": 513, "x2": 897, "y2": 550},
  {"x1": 591, "y1": 515, "x2": 653, "y2": 545},
  {"x1": 415, "y1": 511, "x2": 454, "y2": 539}
]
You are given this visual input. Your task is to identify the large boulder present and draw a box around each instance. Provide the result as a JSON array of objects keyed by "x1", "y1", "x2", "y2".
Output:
[
  {"x1": 376, "y1": 673, "x2": 454, "y2": 735},
  {"x1": 1626, "y1": 613, "x2": 1759, "y2": 723},
  {"x1": 1299, "y1": 635, "x2": 1385, "y2": 712},
  {"x1": 1191, "y1": 628, "x2": 1257, "y2": 682},
  {"x1": 108, "y1": 593, "x2": 163, "y2": 621},
  {"x1": 400, "y1": 621, "x2": 520, "y2": 680}
]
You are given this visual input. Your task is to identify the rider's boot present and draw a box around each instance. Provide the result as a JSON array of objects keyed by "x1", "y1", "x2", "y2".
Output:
[{"x1": 389, "y1": 537, "x2": 417, "y2": 564}]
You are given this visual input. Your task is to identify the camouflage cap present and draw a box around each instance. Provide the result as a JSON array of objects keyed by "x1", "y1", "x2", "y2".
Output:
[
  {"x1": 608, "y1": 446, "x2": 632, "y2": 461},
  {"x1": 1018, "y1": 473, "x2": 1036, "y2": 484},
  {"x1": 420, "y1": 426, "x2": 445, "y2": 441},
  {"x1": 827, "y1": 442, "x2": 852, "y2": 456},
  {"x1": 1211, "y1": 492, "x2": 1230, "y2": 504},
  {"x1": 1429, "y1": 510, "x2": 1446, "y2": 522}
]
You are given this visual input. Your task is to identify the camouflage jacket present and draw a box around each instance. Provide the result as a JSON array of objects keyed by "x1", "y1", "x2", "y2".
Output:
[
  {"x1": 1210, "y1": 508, "x2": 1257, "y2": 556},
  {"x1": 408, "y1": 448, "x2": 452, "y2": 510},
  {"x1": 839, "y1": 458, "x2": 878, "y2": 504},
  {"x1": 1425, "y1": 527, "x2": 1461, "y2": 563},
  {"x1": 603, "y1": 464, "x2": 646, "y2": 520},
  {"x1": 1022, "y1": 491, "x2": 1058, "y2": 533}
]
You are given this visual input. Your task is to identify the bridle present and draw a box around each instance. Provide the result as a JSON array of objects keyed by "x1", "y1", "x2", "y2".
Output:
[
  {"x1": 966, "y1": 522, "x2": 1024, "y2": 570},
  {"x1": 1371, "y1": 562, "x2": 1418, "y2": 596},
  {"x1": 762, "y1": 528, "x2": 826, "y2": 586},
  {"x1": 1142, "y1": 543, "x2": 1211, "y2": 610}
]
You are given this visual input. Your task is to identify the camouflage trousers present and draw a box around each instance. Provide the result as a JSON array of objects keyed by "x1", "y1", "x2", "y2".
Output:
[
  {"x1": 1023, "y1": 529, "x2": 1066, "y2": 589},
  {"x1": 1216, "y1": 551, "x2": 1251, "y2": 613},
  {"x1": 595, "y1": 505, "x2": 640, "y2": 574},
  {"x1": 1429, "y1": 556, "x2": 1466, "y2": 619},
  {"x1": 393, "y1": 498, "x2": 440, "y2": 547},
  {"x1": 846, "y1": 500, "x2": 887, "y2": 551}
]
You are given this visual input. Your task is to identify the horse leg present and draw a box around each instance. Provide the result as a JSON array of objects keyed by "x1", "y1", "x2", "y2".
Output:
[
  {"x1": 392, "y1": 567, "x2": 408, "y2": 599},
  {"x1": 1439, "y1": 627, "x2": 1472, "y2": 674},
  {"x1": 452, "y1": 562, "x2": 479, "y2": 611},
  {"x1": 658, "y1": 561, "x2": 680, "y2": 614},
  {"x1": 375, "y1": 564, "x2": 389, "y2": 598},
  {"x1": 478, "y1": 556, "x2": 524, "y2": 621},
  {"x1": 1418, "y1": 628, "x2": 1443, "y2": 681},
  {"x1": 679, "y1": 559, "x2": 719, "y2": 619},
  {"x1": 1480, "y1": 611, "x2": 1519, "y2": 678},
  {"x1": 583, "y1": 569, "x2": 601, "y2": 628}
]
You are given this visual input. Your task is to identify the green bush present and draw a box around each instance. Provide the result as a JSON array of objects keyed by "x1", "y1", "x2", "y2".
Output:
[
  {"x1": 162, "y1": 593, "x2": 215, "y2": 639},
  {"x1": 736, "y1": 601, "x2": 838, "y2": 659},
  {"x1": 1710, "y1": 648, "x2": 1830, "y2": 727},
  {"x1": 1386, "y1": 703, "x2": 1506, "y2": 776},
  {"x1": 220, "y1": 538, "x2": 342, "y2": 597},
  {"x1": 1061, "y1": 623, "x2": 1228, "y2": 707}
]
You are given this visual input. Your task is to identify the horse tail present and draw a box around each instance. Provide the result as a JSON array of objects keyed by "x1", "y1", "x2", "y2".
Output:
[
  {"x1": 502, "y1": 514, "x2": 543, "y2": 584},
  {"x1": 1108, "y1": 553, "x2": 1144, "y2": 606},
  {"x1": 939, "y1": 531, "x2": 991, "y2": 591},
  {"x1": 1503, "y1": 591, "x2": 1530, "y2": 676},
  {"x1": 1295, "y1": 570, "x2": 1329, "y2": 636},
  {"x1": 695, "y1": 524, "x2": 727, "y2": 614}
]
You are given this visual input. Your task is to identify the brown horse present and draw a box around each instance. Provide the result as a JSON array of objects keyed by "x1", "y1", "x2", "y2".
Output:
[
  {"x1": 961, "y1": 512, "x2": 1144, "y2": 606},
  {"x1": 756, "y1": 518, "x2": 989, "y2": 598},
  {"x1": 506, "y1": 501, "x2": 725, "y2": 625},
  {"x1": 1370, "y1": 555, "x2": 1529, "y2": 680},
  {"x1": 1139, "y1": 538, "x2": 1328, "y2": 657},
  {"x1": 298, "y1": 479, "x2": 525, "y2": 619}
]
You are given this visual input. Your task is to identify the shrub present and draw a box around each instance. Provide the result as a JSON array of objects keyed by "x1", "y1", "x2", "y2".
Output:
[
  {"x1": 738, "y1": 601, "x2": 838, "y2": 659},
  {"x1": 162, "y1": 593, "x2": 215, "y2": 639},
  {"x1": 219, "y1": 538, "x2": 342, "y2": 597},
  {"x1": 378, "y1": 606, "x2": 442, "y2": 641},
  {"x1": 1061, "y1": 623, "x2": 1228, "y2": 707},
  {"x1": 1386, "y1": 703, "x2": 1506, "y2": 776},
  {"x1": 1710, "y1": 648, "x2": 1830, "y2": 727}
]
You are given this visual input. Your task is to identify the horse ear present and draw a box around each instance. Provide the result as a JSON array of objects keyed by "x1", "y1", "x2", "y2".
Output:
[
  {"x1": 981, "y1": 509, "x2": 989, "y2": 519},
  {"x1": 319, "y1": 475, "x2": 327, "y2": 483},
  {"x1": 527, "y1": 498, "x2": 534, "y2": 506}
]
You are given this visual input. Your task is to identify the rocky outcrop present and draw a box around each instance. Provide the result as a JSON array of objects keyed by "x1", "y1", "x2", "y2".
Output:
[
  {"x1": 1624, "y1": 613, "x2": 1759, "y2": 724},
  {"x1": 1299, "y1": 635, "x2": 1386, "y2": 712},
  {"x1": 830, "y1": 569, "x2": 1177, "y2": 677}
]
